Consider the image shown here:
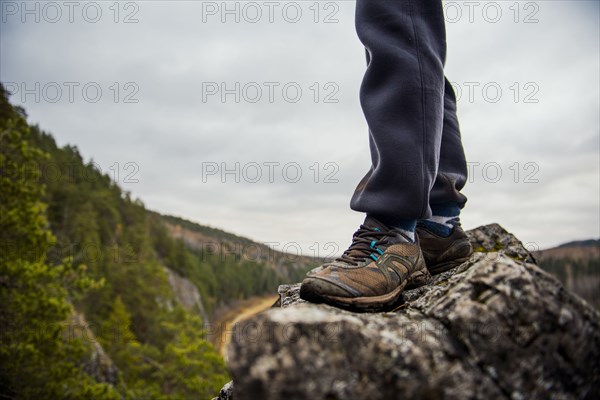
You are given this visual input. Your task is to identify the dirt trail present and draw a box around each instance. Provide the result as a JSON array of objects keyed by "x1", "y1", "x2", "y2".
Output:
[{"x1": 212, "y1": 295, "x2": 279, "y2": 360}]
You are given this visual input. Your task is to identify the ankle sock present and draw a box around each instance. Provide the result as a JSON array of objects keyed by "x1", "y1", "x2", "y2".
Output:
[
  {"x1": 418, "y1": 203, "x2": 461, "y2": 237},
  {"x1": 373, "y1": 215, "x2": 416, "y2": 242}
]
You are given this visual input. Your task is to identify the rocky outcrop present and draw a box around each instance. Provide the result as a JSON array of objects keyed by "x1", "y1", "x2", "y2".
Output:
[
  {"x1": 82, "y1": 340, "x2": 119, "y2": 386},
  {"x1": 217, "y1": 224, "x2": 600, "y2": 400},
  {"x1": 164, "y1": 267, "x2": 210, "y2": 323},
  {"x1": 67, "y1": 312, "x2": 119, "y2": 385}
]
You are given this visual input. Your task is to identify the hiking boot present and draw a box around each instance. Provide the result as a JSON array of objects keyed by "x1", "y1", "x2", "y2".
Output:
[
  {"x1": 416, "y1": 223, "x2": 473, "y2": 275},
  {"x1": 300, "y1": 217, "x2": 431, "y2": 312}
]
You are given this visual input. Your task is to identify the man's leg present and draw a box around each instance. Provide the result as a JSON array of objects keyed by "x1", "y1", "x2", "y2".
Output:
[
  {"x1": 299, "y1": 0, "x2": 448, "y2": 311},
  {"x1": 416, "y1": 78, "x2": 473, "y2": 274},
  {"x1": 427, "y1": 77, "x2": 468, "y2": 226},
  {"x1": 350, "y1": 0, "x2": 448, "y2": 229}
]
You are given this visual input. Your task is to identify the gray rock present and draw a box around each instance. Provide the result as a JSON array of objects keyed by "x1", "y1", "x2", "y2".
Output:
[
  {"x1": 164, "y1": 266, "x2": 210, "y2": 323},
  {"x1": 67, "y1": 312, "x2": 119, "y2": 385},
  {"x1": 212, "y1": 380, "x2": 234, "y2": 400},
  {"x1": 82, "y1": 340, "x2": 119, "y2": 386},
  {"x1": 221, "y1": 224, "x2": 600, "y2": 400}
]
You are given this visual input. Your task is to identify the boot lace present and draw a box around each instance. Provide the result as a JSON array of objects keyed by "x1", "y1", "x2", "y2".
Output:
[{"x1": 337, "y1": 225, "x2": 391, "y2": 265}]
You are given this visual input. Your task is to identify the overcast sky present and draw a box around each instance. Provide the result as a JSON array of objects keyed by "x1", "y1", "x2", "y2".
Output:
[{"x1": 1, "y1": 0, "x2": 598, "y2": 256}]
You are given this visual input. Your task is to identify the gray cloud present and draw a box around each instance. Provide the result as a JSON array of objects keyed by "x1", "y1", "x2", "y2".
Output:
[{"x1": 1, "y1": 0, "x2": 598, "y2": 252}]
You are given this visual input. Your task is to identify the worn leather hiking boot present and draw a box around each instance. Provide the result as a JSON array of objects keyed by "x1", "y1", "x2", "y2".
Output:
[
  {"x1": 416, "y1": 223, "x2": 473, "y2": 275},
  {"x1": 300, "y1": 217, "x2": 431, "y2": 312}
]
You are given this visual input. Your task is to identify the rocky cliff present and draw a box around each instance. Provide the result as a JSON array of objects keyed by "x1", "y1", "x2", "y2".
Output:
[
  {"x1": 214, "y1": 224, "x2": 600, "y2": 400},
  {"x1": 164, "y1": 266, "x2": 211, "y2": 323}
]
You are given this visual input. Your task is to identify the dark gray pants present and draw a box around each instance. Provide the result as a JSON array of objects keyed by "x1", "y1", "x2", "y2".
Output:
[{"x1": 350, "y1": 0, "x2": 468, "y2": 222}]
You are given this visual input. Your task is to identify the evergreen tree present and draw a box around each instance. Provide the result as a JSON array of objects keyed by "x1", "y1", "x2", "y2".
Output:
[{"x1": 0, "y1": 83, "x2": 120, "y2": 399}]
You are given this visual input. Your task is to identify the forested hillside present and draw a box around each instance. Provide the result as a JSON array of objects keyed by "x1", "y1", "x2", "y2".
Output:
[
  {"x1": 535, "y1": 240, "x2": 600, "y2": 309},
  {"x1": 159, "y1": 212, "x2": 321, "y2": 310},
  {"x1": 0, "y1": 84, "x2": 316, "y2": 399}
]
